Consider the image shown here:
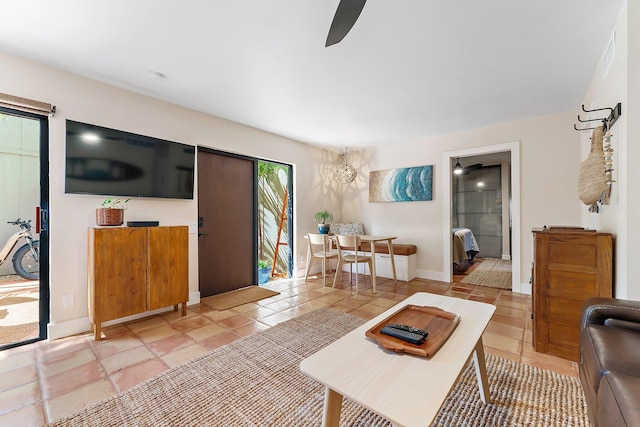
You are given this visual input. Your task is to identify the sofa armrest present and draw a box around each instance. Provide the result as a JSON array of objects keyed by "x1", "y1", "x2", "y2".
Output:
[{"x1": 580, "y1": 297, "x2": 640, "y2": 331}]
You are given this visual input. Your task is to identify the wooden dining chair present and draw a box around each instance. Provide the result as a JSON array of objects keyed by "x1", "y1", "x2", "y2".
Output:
[
  {"x1": 305, "y1": 233, "x2": 339, "y2": 286},
  {"x1": 332, "y1": 234, "x2": 374, "y2": 294}
]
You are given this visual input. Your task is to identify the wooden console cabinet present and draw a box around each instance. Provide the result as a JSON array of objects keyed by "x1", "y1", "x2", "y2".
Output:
[
  {"x1": 532, "y1": 227, "x2": 612, "y2": 361},
  {"x1": 88, "y1": 226, "x2": 188, "y2": 340}
]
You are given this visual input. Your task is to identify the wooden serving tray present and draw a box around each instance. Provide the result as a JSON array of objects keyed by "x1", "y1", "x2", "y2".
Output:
[{"x1": 365, "y1": 305, "x2": 460, "y2": 358}]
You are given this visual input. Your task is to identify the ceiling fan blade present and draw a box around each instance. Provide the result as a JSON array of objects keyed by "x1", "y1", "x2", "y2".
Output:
[{"x1": 326, "y1": 0, "x2": 367, "y2": 47}]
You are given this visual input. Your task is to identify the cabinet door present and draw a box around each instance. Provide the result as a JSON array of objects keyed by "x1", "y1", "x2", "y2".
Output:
[
  {"x1": 147, "y1": 226, "x2": 188, "y2": 310},
  {"x1": 91, "y1": 227, "x2": 147, "y2": 322},
  {"x1": 375, "y1": 253, "x2": 407, "y2": 281}
]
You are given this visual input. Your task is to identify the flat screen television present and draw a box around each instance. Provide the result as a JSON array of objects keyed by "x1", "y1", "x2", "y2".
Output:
[{"x1": 65, "y1": 120, "x2": 195, "y2": 199}]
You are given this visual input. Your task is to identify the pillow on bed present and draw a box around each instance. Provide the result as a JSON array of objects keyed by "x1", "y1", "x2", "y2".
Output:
[{"x1": 330, "y1": 222, "x2": 365, "y2": 235}]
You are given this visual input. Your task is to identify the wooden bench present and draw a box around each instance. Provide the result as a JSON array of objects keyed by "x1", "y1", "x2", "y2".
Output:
[{"x1": 359, "y1": 243, "x2": 417, "y2": 256}]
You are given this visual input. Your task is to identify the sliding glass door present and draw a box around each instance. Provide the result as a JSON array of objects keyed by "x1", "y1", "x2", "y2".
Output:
[{"x1": 0, "y1": 107, "x2": 49, "y2": 350}]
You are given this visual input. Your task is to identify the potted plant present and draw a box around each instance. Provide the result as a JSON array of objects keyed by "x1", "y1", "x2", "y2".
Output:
[
  {"x1": 314, "y1": 210, "x2": 333, "y2": 234},
  {"x1": 96, "y1": 198, "x2": 130, "y2": 226},
  {"x1": 258, "y1": 259, "x2": 272, "y2": 284}
]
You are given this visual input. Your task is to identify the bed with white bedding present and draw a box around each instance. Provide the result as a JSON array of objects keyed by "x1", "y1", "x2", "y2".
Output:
[{"x1": 452, "y1": 228, "x2": 480, "y2": 267}]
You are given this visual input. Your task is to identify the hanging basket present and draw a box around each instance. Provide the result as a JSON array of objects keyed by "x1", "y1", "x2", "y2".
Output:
[
  {"x1": 577, "y1": 127, "x2": 607, "y2": 210},
  {"x1": 96, "y1": 208, "x2": 124, "y2": 226}
]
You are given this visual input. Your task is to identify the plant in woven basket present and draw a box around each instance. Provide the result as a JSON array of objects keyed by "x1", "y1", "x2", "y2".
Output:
[{"x1": 96, "y1": 198, "x2": 130, "y2": 226}]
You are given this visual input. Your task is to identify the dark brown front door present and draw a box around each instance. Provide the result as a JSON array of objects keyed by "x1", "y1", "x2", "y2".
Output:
[{"x1": 198, "y1": 149, "x2": 255, "y2": 297}]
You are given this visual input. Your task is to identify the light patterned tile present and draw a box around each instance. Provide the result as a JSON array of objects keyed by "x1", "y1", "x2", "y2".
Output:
[
  {"x1": 0, "y1": 363, "x2": 37, "y2": 392},
  {"x1": 0, "y1": 402, "x2": 45, "y2": 427},
  {"x1": 170, "y1": 315, "x2": 212, "y2": 332},
  {"x1": 160, "y1": 344, "x2": 208, "y2": 368},
  {"x1": 36, "y1": 337, "x2": 90, "y2": 363},
  {"x1": 242, "y1": 306, "x2": 277, "y2": 320},
  {"x1": 215, "y1": 314, "x2": 253, "y2": 329},
  {"x1": 136, "y1": 325, "x2": 179, "y2": 343},
  {"x1": 126, "y1": 316, "x2": 169, "y2": 334},
  {"x1": 486, "y1": 321, "x2": 524, "y2": 341},
  {"x1": 39, "y1": 348, "x2": 96, "y2": 378},
  {"x1": 111, "y1": 359, "x2": 169, "y2": 393},
  {"x1": 0, "y1": 381, "x2": 40, "y2": 415},
  {"x1": 91, "y1": 334, "x2": 144, "y2": 359},
  {"x1": 482, "y1": 331, "x2": 522, "y2": 355},
  {"x1": 0, "y1": 349, "x2": 35, "y2": 374},
  {"x1": 200, "y1": 331, "x2": 242, "y2": 351},
  {"x1": 147, "y1": 333, "x2": 197, "y2": 357},
  {"x1": 259, "y1": 312, "x2": 293, "y2": 327},
  {"x1": 44, "y1": 379, "x2": 115, "y2": 423},
  {"x1": 233, "y1": 321, "x2": 270, "y2": 337},
  {"x1": 41, "y1": 360, "x2": 105, "y2": 400},
  {"x1": 201, "y1": 310, "x2": 236, "y2": 322},
  {"x1": 328, "y1": 298, "x2": 367, "y2": 311},
  {"x1": 186, "y1": 323, "x2": 226, "y2": 342},
  {"x1": 231, "y1": 302, "x2": 260, "y2": 313},
  {"x1": 100, "y1": 346, "x2": 156, "y2": 374}
]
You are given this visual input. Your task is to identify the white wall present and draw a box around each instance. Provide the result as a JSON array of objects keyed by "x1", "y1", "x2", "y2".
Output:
[
  {"x1": 0, "y1": 51, "x2": 341, "y2": 339},
  {"x1": 343, "y1": 111, "x2": 583, "y2": 292},
  {"x1": 581, "y1": 1, "x2": 640, "y2": 299}
]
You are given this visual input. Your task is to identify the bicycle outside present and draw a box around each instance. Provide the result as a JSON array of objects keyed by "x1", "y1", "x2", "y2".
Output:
[{"x1": 0, "y1": 219, "x2": 40, "y2": 280}]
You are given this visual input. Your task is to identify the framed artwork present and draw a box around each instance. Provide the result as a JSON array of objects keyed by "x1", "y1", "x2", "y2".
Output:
[{"x1": 369, "y1": 165, "x2": 433, "y2": 202}]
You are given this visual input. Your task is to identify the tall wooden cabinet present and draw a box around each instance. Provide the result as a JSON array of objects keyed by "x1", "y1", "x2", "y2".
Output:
[
  {"x1": 88, "y1": 226, "x2": 188, "y2": 340},
  {"x1": 532, "y1": 227, "x2": 613, "y2": 361}
]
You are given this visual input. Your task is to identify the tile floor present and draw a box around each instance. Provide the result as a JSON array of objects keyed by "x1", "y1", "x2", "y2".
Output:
[{"x1": 0, "y1": 268, "x2": 578, "y2": 426}]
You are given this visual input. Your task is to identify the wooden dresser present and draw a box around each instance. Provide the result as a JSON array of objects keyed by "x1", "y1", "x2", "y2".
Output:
[
  {"x1": 532, "y1": 227, "x2": 613, "y2": 361},
  {"x1": 88, "y1": 226, "x2": 188, "y2": 340}
]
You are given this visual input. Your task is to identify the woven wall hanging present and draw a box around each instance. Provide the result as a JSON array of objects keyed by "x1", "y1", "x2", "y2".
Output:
[{"x1": 577, "y1": 126, "x2": 607, "y2": 212}]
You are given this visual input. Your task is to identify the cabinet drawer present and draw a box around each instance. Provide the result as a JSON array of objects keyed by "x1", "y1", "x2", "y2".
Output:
[{"x1": 376, "y1": 253, "x2": 407, "y2": 281}]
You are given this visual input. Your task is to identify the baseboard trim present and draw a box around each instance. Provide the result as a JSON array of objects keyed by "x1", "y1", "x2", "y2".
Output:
[
  {"x1": 47, "y1": 317, "x2": 92, "y2": 341},
  {"x1": 47, "y1": 291, "x2": 201, "y2": 341},
  {"x1": 416, "y1": 269, "x2": 448, "y2": 282}
]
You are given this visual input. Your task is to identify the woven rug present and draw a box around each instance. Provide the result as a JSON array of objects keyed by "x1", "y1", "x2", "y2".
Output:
[
  {"x1": 461, "y1": 258, "x2": 512, "y2": 289},
  {"x1": 47, "y1": 308, "x2": 588, "y2": 427},
  {"x1": 201, "y1": 285, "x2": 280, "y2": 310}
]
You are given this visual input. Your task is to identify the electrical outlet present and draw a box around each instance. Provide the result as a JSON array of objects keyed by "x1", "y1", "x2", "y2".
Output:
[{"x1": 63, "y1": 294, "x2": 74, "y2": 309}]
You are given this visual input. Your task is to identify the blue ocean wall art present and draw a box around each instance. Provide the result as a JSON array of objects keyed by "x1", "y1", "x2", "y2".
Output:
[{"x1": 369, "y1": 165, "x2": 433, "y2": 202}]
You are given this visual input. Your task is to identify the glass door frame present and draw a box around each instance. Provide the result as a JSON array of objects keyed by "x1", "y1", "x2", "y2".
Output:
[{"x1": 0, "y1": 106, "x2": 50, "y2": 350}]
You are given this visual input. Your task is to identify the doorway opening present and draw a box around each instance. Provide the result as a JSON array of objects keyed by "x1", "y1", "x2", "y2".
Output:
[
  {"x1": 443, "y1": 142, "x2": 522, "y2": 293},
  {"x1": 0, "y1": 107, "x2": 49, "y2": 350},
  {"x1": 257, "y1": 160, "x2": 293, "y2": 284}
]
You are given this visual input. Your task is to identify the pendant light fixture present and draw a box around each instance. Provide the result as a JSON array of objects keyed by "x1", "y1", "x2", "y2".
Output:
[
  {"x1": 453, "y1": 158, "x2": 463, "y2": 175},
  {"x1": 337, "y1": 147, "x2": 357, "y2": 183}
]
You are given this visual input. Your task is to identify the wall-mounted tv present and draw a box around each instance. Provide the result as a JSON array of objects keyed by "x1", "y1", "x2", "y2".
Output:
[{"x1": 65, "y1": 120, "x2": 195, "y2": 199}]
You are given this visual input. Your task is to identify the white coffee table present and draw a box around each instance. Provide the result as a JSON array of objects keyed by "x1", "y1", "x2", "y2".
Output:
[{"x1": 300, "y1": 292, "x2": 496, "y2": 427}]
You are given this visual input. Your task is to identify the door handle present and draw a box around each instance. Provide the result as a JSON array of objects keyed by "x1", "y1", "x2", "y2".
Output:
[
  {"x1": 198, "y1": 233, "x2": 209, "y2": 238},
  {"x1": 40, "y1": 208, "x2": 48, "y2": 233}
]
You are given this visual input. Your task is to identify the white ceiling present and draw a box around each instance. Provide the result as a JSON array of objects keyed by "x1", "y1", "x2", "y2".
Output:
[{"x1": 0, "y1": 1, "x2": 625, "y2": 149}]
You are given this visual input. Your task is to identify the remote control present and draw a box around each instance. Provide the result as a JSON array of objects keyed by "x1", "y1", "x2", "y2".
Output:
[
  {"x1": 380, "y1": 325, "x2": 427, "y2": 345},
  {"x1": 385, "y1": 323, "x2": 428, "y2": 337}
]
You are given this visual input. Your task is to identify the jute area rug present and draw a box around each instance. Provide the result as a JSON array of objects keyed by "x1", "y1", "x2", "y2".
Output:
[
  {"x1": 201, "y1": 285, "x2": 280, "y2": 310},
  {"x1": 48, "y1": 308, "x2": 589, "y2": 427},
  {"x1": 461, "y1": 258, "x2": 512, "y2": 289}
]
